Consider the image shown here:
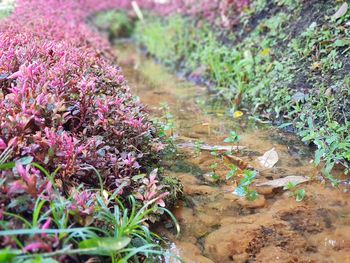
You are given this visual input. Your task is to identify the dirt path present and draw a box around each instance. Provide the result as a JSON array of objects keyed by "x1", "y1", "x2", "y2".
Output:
[{"x1": 116, "y1": 44, "x2": 350, "y2": 263}]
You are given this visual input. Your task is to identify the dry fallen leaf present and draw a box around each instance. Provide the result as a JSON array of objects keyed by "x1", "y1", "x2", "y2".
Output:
[
  {"x1": 256, "y1": 175, "x2": 310, "y2": 189},
  {"x1": 332, "y1": 2, "x2": 348, "y2": 20},
  {"x1": 257, "y1": 148, "x2": 279, "y2": 168},
  {"x1": 224, "y1": 154, "x2": 253, "y2": 171}
]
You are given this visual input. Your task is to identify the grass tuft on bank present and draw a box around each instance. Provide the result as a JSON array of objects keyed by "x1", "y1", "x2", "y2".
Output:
[{"x1": 127, "y1": 0, "x2": 350, "y2": 179}]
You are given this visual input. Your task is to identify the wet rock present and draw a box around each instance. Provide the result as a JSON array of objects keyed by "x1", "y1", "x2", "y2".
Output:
[
  {"x1": 205, "y1": 196, "x2": 241, "y2": 212},
  {"x1": 172, "y1": 205, "x2": 211, "y2": 238},
  {"x1": 223, "y1": 192, "x2": 239, "y2": 202},
  {"x1": 255, "y1": 185, "x2": 274, "y2": 195},
  {"x1": 237, "y1": 195, "x2": 267, "y2": 209},
  {"x1": 309, "y1": 226, "x2": 350, "y2": 253},
  {"x1": 172, "y1": 206, "x2": 195, "y2": 225},
  {"x1": 184, "y1": 184, "x2": 218, "y2": 196},
  {"x1": 167, "y1": 172, "x2": 219, "y2": 197},
  {"x1": 246, "y1": 225, "x2": 308, "y2": 260},
  {"x1": 197, "y1": 154, "x2": 210, "y2": 165},
  {"x1": 192, "y1": 123, "x2": 211, "y2": 135},
  {"x1": 204, "y1": 223, "x2": 258, "y2": 262},
  {"x1": 197, "y1": 212, "x2": 217, "y2": 227},
  {"x1": 254, "y1": 246, "x2": 299, "y2": 262},
  {"x1": 203, "y1": 172, "x2": 217, "y2": 183},
  {"x1": 278, "y1": 208, "x2": 332, "y2": 234},
  {"x1": 175, "y1": 173, "x2": 200, "y2": 185},
  {"x1": 232, "y1": 254, "x2": 250, "y2": 263},
  {"x1": 170, "y1": 172, "x2": 218, "y2": 195},
  {"x1": 168, "y1": 241, "x2": 215, "y2": 263}
]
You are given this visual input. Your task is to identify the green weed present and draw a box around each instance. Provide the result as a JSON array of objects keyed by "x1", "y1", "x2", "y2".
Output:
[
  {"x1": 233, "y1": 170, "x2": 259, "y2": 201},
  {"x1": 0, "y1": 156, "x2": 180, "y2": 262},
  {"x1": 283, "y1": 182, "x2": 306, "y2": 202},
  {"x1": 133, "y1": 1, "x2": 350, "y2": 180},
  {"x1": 0, "y1": 2, "x2": 14, "y2": 20},
  {"x1": 94, "y1": 10, "x2": 134, "y2": 38}
]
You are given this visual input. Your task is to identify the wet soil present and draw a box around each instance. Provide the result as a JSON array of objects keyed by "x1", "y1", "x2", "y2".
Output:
[{"x1": 116, "y1": 44, "x2": 350, "y2": 263}]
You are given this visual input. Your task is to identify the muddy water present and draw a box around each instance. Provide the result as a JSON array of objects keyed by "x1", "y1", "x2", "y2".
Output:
[{"x1": 116, "y1": 44, "x2": 350, "y2": 263}]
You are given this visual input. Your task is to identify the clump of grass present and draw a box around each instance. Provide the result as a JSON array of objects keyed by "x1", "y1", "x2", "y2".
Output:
[
  {"x1": 0, "y1": 153, "x2": 179, "y2": 262},
  {"x1": 0, "y1": 1, "x2": 14, "y2": 20},
  {"x1": 133, "y1": 1, "x2": 350, "y2": 179},
  {"x1": 94, "y1": 11, "x2": 134, "y2": 39}
]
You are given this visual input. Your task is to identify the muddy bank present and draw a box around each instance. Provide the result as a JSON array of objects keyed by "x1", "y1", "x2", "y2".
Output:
[{"x1": 116, "y1": 44, "x2": 350, "y2": 263}]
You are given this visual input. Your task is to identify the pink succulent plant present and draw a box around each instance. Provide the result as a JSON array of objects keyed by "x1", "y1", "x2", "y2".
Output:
[
  {"x1": 0, "y1": 0, "x2": 166, "y2": 200},
  {"x1": 135, "y1": 169, "x2": 168, "y2": 207}
]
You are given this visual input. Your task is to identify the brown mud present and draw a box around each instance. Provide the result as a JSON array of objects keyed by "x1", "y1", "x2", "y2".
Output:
[{"x1": 116, "y1": 44, "x2": 350, "y2": 263}]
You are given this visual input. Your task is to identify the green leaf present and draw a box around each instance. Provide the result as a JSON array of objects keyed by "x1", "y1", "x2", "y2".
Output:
[
  {"x1": 333, "y1": 39, "x2": 349, "y2": 47},
  {"x1": 224, "y1": 131, "x2": 240, "y2": 144},
  {"x1": 23, "y1": 256, "x2": 59, "y2": 263},
  {"x1": 0, "y1": 248, "x2": 21, "y2": 262},
  {"x1": 131, "y1": 174, "x2": 147, "y2": 181},
  {"x1": 211, "y1": 173, "x2": 220, "y2": 181},
  {"x1": 283, "y1": 181, "x2": 296, "y2": 191},
  {"x1": 209, "y1": 163, "x2": 218, "y2": 170},
  {"x1": 247, "y1": 190, "x2": 259, "y2": 201},
  {"x1": 295, "y1": 189, "x2": 305, "y2": 202},
  {"x1": 226, "y1": 164, "x2": 238, "y2": 180},
  {"x1": 79, "y1": 236, "x2": 131, "y2": 256},
  {"x1": 314, "y1": 148, "x2": 325, "y2": 165},
  {"x1": 18, "y1": 156, "x2": 34, "y2": 165},
  {"x1": 307, "y1": 117, "x2": 314, "y2": 129},
  {"x1": 0, "y1": 156, "x2": 33, "y2": 171},
  {"x1": 0, "y1": 162, "x2": 15, "y2": 170},
  {"x1": 324, "y1": 161, "x2": 335, "y2": 174},
  {"x1": 0, "y1": 227, "x2": 95, "y2": 236},
  {"x1": 210, "y1": 149, "x2": 219, "y2": 157},
  {"x1": 48, "y1": 147, "x2": 55, "y2": 157},
  {"x1": 223, "y1": 138, "x2": 233, "y2": 143},
  {"x1": 240, "y1": 170, "x2": 257, "y2": 186},
  {"x1": 323, "y1": 172, "x2": 340, "y2": 187},
  {"x1": 233, "y1": 186, "x2": 247, "y2": 197},
  {"x1": 226, "y1": 170, "x2": 236, "y2": 180},
  {"x1": 278, "y1": 122, "x2": 292, "y2": 129},
  {"x1": 344, "y1": 151, "x2": 350, "y2": 161},
  {"x1": 42, "y1": 258, "x2": 59, "y2": 263}
]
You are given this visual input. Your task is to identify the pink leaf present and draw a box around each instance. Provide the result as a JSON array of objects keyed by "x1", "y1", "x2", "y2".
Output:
[{"x1": 0, "y1": 138, "x2": 6, "y2": 150}]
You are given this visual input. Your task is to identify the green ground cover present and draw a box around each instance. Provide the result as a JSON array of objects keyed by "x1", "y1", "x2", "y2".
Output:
[{"x1": 120, "y1": 0, "x2": 350, "y2": 180}]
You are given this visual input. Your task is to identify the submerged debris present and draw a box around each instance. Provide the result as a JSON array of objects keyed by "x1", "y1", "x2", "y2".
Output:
[
  {"x1": 256, "y1": 175, "x2": 310, "y2": 189},
  {"x1": 177, "y1": 142, "x2": 246, "y2": 152},
  {"x1": 257, "y1": 148, "x2": 279, "y2": 169}
]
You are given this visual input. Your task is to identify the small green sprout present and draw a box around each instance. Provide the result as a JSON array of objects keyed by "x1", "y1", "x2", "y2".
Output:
[
  {"x1": 225, "y1": 164, "x2": 238, "y2": 180},
  {"x1": 295, "y1": 189, "x2": 306, "y2": 202},
  {"x1": 194, "y1": 140, "x2": 204, "y2": 156},
  {"x1": 246, "y1": 189, "x2": 259, "y2": 201},
  {"x1": 224, "y1": 131, "x2": 241, "y2": 154},
  {"x1": 210, "y1": 147, "x2": 219, "y2": 157},
  {"x1": 283, "y1": 182, "x2": 306, "y2": 202},
  {"x1": 233, "y1": 170, "x2": 259, "y2": 201},
  {"x1": 224, "y1": 131, "x2": 240, "y2": 144},
  {"x1": 209, "y1": 163, "x2": 220, "y2": 181}
]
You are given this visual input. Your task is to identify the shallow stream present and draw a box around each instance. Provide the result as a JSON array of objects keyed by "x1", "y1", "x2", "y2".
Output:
[{"x1": 116, "y1": 44, "x2": 350, "y2": 263}]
